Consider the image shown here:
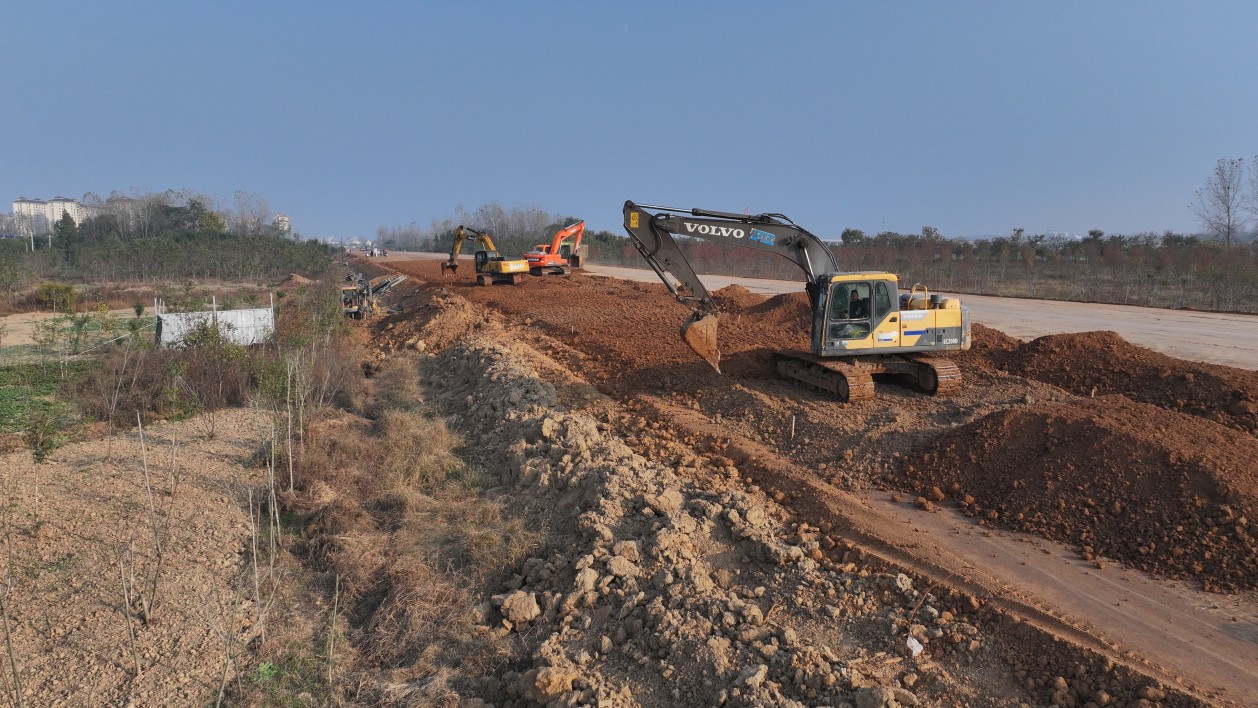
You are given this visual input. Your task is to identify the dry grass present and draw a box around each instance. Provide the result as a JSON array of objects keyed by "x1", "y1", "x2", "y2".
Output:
[
  {"x1": 362, "y1": 355, "x2": 426, "y2": 418},
  {"x1": 251, "y1": 356, "x2": 538, "y2": 704}
]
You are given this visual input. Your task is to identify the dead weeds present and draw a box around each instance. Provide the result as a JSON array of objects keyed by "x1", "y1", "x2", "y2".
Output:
[{"x1": 252, "y1": 354, "x2": 539, "y2": 704}]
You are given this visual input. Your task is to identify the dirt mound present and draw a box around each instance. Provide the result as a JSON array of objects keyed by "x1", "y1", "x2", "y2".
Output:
[
  {"x1": 420, "y1": 336, "x2": 1163, "y2": 707},
  {"x1": 898, "y1": 397, "x2": 1258, "y2": 592},
  {"x1": 952, "y1": 323, "x2": 1022, "y2": 372},
  {"x1": 368, "y1": 258, "x2": 1230, "y2": 702},
  {"x1": 711, "y1": 286, "x2": 813, "y2": 334},
  {"x1": 278, "y1": 273, "x2": 314, "y2": 287},
  {"x1": 373, "y1": 283, "x2": 484, "y2": 356},
  {"x1": 982, "y1": 330, "x2": 1258, "y2": 434},
  {"x1": 710, "y1": 283, "x2": 764, "y2": 310}
]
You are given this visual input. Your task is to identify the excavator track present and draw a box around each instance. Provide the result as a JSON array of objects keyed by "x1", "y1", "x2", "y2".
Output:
[
  {"x1": 902, "y1": 354, "x2": 963, "y2": 396},
  {"x1": 771, "y1": 352, "x2": 962, "y2": 402},
  {"x1": 772, "y1": 351, "x2": 875, "y2": 403}
]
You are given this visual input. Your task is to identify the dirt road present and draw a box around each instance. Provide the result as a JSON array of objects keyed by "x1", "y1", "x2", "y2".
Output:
[
  {"x1": 0, "y1": 308, "x2": 138, "y2": 347},
  {"x1": 383, "y1": 252, "x2": 1258, "y2": 370}
]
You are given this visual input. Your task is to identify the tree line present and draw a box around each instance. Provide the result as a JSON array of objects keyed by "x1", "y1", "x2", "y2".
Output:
[
  {"x1": 0, "y1": 190, "x2": 333, "y2": 299},
  {"x1": 616, "y1": 228, "x2": 1258, "y2": 313},
  {"x1": 375, "y1": 200, "x2": 1257, "y2": 313}
]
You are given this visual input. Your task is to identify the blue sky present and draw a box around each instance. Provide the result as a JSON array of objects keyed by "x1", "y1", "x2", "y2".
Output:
[{"x1": 3, "y1": 1, "x2": 1256, "y2": 240}]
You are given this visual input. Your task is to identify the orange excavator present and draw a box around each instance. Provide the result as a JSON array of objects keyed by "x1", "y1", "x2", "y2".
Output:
[{"x1": 524, "y1": 220, "x2": 586, "y2": 275}]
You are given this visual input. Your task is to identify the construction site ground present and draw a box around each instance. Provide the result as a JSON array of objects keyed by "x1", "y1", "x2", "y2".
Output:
[{"x1": 356, "y1": 252, "x2": 1258, "y2": 707}]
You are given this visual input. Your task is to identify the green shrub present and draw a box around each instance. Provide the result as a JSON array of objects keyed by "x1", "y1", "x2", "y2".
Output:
[{"x1": 35, "y1": 282, "x2": 78, "y2": 313}]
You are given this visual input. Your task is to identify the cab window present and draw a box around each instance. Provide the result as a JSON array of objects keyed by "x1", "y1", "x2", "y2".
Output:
[
  {"x1": 874, "y1": 282, "x2": 892, "y2": 319},
  {"x1": 828, "y1": 282, "x2": 872, "y2": 340}
]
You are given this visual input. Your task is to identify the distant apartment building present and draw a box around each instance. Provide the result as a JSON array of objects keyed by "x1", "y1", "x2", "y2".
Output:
[{"x1": 12, "y1": 196, "x2": 104, "y2": 236}]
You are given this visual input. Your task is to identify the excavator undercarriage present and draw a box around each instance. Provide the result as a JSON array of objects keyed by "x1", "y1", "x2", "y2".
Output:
[{"x1": 772, "y1": 351, "x2": 962, "y2": 403}]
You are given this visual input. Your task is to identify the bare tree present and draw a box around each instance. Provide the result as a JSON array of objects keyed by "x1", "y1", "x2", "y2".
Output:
[
  {"x1": 1247, "y1": 155, "x2": 1258, "y2": 236},
  {"x1": 231, "y1": 191, "x2": 272, "y2": 237},
  {"x1": 1191, "y1": 158, "x2": 1247, "y2": 245}
]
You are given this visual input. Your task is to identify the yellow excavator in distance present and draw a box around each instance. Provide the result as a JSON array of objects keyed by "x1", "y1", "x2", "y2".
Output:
[
  {"x1": 442, "y1": 225, "x2": 530, "y2": 286},
  {"x1": 622, "y1": 201, "x2": 970, "y2": 402},
  {"x1": 341, "y1": 272, "x2": 407, "y2": 319}
]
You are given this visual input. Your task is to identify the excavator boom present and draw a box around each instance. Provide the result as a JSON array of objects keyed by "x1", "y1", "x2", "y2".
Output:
[{"x1": 622, "y1": 201, "x2": 838, "y2": 370}]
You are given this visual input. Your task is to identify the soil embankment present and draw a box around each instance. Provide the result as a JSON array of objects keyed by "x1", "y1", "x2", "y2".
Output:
[{"x1": 366, "y1": 257, "x2": 1258, "y2": 705}]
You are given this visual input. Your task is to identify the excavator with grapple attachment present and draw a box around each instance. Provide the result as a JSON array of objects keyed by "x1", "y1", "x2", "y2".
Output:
[
  {"x1": 622, "y1": 201, "x2": 970, "y2": 402},
  {"x1": 524, "y1": 220, "x2": 586, "y2": 275},
  {"x1": 444, "y1": 225, "x2": 530, "y2": 286}
]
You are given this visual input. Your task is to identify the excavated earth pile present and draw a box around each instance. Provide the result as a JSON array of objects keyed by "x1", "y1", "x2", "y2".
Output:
[
  {"x1": 419, "y1": 329, "x2": 1185, "y2": 707},
  {"x1": 897, "y1": 397, "x2": 1258, "y2": 592},
  {"x1": 965, "y1": 330, "x2": 1258, "y2": 435},
  {"x1": 371, "y1": 256, "x2": 1258, "y2": 705}
]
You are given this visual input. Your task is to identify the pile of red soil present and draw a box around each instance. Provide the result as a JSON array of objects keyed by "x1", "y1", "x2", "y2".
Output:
[
  {"x1": 278, "y1": 273, "x2": 314, "y2": 287},
  {"x1": 899, "y1": 397, "x2": 1258, "y2": 592},
  {"x1": 710, "y1": 287, "x2": 812, "y2": 376},
  {"x1": 1001, "y1": 331, "x2": 1257, "y2": 434},
  {"x1": 951, "y1": 324, "x2": 1022, "y2": 372}
]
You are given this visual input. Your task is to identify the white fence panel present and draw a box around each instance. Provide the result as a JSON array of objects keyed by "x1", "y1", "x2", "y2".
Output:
[{"x1": 155, "y1": 307, "x2": 274, "y2": 347}]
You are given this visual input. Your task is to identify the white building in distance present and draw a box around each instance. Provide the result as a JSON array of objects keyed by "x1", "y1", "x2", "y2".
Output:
[{"x1": 12, "y1": 196, "x2": 104, "y2": 236}]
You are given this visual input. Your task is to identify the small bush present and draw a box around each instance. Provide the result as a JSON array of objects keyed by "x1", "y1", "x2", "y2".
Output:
[{"x1": 35, "y1": 281, "x2": 78, "y2": 312}]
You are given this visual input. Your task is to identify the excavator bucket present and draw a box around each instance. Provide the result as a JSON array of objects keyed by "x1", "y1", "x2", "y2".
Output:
[{"x1": 681, "y1": 313, "x2": 721, "y2": 373}]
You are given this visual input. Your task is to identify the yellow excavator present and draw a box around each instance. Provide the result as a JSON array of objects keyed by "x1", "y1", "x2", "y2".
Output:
[
  {"x1": 622, "y1": 201, "x2": 970, "y2": 402},
  {"x1": 341, "y1": 273, "x2": 407, "y2": 319},
  {"x1": 442, "y1": 225, "x2": 530, "y2": 286}
]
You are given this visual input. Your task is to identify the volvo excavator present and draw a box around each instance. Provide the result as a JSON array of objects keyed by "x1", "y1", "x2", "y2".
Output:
[
  {"x1": 622, "y1": 201, "x2": 970, "y2": 402},
  {"x1": 524, "y1": 220, "x2": 586, "y2": 275},
  {"x1": 444, "y1": 225, "x2": 530, "y2": 286}
]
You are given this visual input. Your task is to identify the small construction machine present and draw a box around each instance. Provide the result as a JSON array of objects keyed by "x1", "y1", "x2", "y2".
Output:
[
  {"x1": 524, "y1": 220, "x2": 586, "y2": 275},
  {"x1": 443, "y1": 225, "x2": 530, "y2": 286},
  {"x1": 622, "y1": 201, "x2": 970, "y2": 402},
  {"x1": 341, "y1": 273, "x2": 407, "y2": 319}
]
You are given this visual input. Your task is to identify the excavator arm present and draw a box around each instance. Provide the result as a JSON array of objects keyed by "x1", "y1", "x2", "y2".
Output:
[
  {"x1": 548, "y1": 220, "x2": 585, "y2": 253},
  {"x1": 447, "y1": 226, "x2": 500, "y2": 270},
  {"x1": 622, "y1": 201, "x2": 838, "y2": 371}
]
